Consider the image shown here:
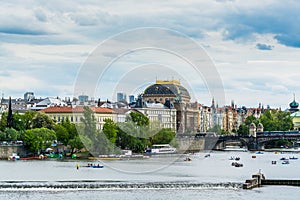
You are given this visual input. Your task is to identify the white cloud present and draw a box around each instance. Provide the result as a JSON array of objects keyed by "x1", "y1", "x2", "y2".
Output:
[{"x1": 0, "y1": 0, "x2": 299, "y2": 109}]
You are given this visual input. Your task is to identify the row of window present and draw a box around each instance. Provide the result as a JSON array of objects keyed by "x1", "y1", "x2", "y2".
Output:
[
  {"x1": 53, "y1": 115, "x2": 79, "y2": 123},
  {"x1": 51, "y1": 115, "x2": 114, "y2": 124}
]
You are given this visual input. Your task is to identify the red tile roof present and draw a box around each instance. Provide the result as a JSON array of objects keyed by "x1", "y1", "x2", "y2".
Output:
[{"x1": 41, "y1": 106, "x2": 113, "y2": 113}]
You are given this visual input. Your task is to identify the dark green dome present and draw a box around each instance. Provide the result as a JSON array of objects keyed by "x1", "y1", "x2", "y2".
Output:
[
  {"x1": 290, "y1": 100, "x2": 299, "y2": 109},
  {"x1": 143, "y1": 84, "x2": 190, "y2": 98}
]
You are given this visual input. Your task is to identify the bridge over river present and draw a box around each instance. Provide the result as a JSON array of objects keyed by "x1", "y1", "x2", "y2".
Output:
[
  {"x1": 176, "y1": 131, "x2": 300, "y2": 152},
  {"x1": 214, "y1": 131, "x2": 300, "y2": 151}
]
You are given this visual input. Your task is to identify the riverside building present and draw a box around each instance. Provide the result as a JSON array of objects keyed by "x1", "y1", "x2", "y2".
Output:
[{"x1": 142, "y1": 79, "x2": 199, "y2": 133}]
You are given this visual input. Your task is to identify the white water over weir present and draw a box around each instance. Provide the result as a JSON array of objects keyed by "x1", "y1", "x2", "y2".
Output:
[{"x1": 0, "y1": 181, "x2": 242, "y2": 190}]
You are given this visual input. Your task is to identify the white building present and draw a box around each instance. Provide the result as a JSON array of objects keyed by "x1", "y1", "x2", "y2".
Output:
[{"x1": 134, "y1": 99, "x2": 177, "y2": 131}]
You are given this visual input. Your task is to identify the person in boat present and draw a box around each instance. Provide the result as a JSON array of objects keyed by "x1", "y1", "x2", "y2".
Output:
[{"x1": 184, "y1": 157, "x2": 192, "y2": 161}]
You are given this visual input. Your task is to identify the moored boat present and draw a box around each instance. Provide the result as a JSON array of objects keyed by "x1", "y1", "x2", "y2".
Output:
[
  {"x1": 8, "y1": 153, "x2": 20, "y2": 161},
  {"x1": 144, "y1": 144, "x2": 177, "y2": 154},
  {"x1": 20, "y1": 155, "x2": 47, "y2": 160}
]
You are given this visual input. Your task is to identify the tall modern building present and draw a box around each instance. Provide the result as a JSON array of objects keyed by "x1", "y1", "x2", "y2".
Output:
[
  {"x1": 78, "y1": 95, "x2": 89, "y2": 103},
  {"x1": 129, "y1": 95, "x2": 135, "y2": 103},
  {"x1": 24, "y1": 92, "x2": 34, "y2": 102},
  {"x1": 117, "y1": 92, "x2": 127, "y2": 102}
]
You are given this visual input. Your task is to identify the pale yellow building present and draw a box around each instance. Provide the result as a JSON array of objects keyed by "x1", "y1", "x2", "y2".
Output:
[
  {"x1": 41, "y1": 106, "x2": 116, "y2": 130},
  {"x1": 291, "y1": 111, "x2": 300, "y2": 130}
]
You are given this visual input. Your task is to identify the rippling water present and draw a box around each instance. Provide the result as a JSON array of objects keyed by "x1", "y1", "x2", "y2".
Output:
[{"x1": 0, "y1": 151, "x2": 299, "y2": 200}]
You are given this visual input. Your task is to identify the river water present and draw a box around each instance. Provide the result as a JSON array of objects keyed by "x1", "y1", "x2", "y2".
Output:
[{"x1": 0, "y1": 151, "x2": 299, "y2": 200}]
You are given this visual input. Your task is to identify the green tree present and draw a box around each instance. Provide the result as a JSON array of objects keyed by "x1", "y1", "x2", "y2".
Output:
[
  {"x1": 237, "y1": 124, "x2": 249, "y2": 136},
  {"x1": 151, "y1": 128, "x2": 176, "y2": 144},
  {"x1": 54, "y1": 124, "x2": 69, "y2": 145},
  {"x1": 221, "y1": 129, "x2": 228, "y2": 135},
  {"x1": 23, "y1": 110, "x2": 36, "y2": 129},
  {"x1": 259, "y1": 110, "x2": 292, "y2": 131},
  {"x1": 78, "y1": 106, "x2": 114, "y2": 155},
  {"x1": 0, "y1": 130, "x2": 7, "y2": 140},
  {"x1": 5, "y1": 128, "x2": 20, "y2": 141},
  {"x1": 207, "y1": 125, "x2": 222, "y2": 134},
  {"x1": 67, "y1": 123, "x2": 84, "y2": 155},
  {"x1": 24, "y1": 128, "x2": 56, "y2": 154},
  {"x1": 103, "y1": 118, "x2": 118, "y2": 144},
  {"x1": 130, "y1": 112, "x2": 149, "y2": 126},
  {"x1": 31, "y1": 112, "x2": 54, "y2": 129},
  {"x1": 12, "y1": 112, "x2": 25, "y2": 131},
  {"x1": 68, "y1": 135, "x2": 84, "y2": 155},
  {"x1": 54, "y1": 119, "x2": 85, "y2": 156},
  {"x1": 116, "y1": 112, "x2": 154, "y2": 153},
  {"x1": 80, "y1": 106, "x2": 97, "y2": 138},
  {"x1": 0, "y1": 112, "x2": 8, "y2": 131},
  {"x1": 274, "y1": 111, "x2": 293, "y2": 131},
  {"x1": 245, "y1": 115, "x2": 259, "y2": 126}
]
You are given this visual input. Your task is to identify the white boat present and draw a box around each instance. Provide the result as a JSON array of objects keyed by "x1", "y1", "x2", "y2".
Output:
[
  {"x1": 8, "y1": 153, "x2": 20, "y2": 161},
  {"x1": 223, "y1": 146, "x2": 247, "y2": 152},
  {"x1": 145, "y1": 144, "x2": 177, "y2": 154}
]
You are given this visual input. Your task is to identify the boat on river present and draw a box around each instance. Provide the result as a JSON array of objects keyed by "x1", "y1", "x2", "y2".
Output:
[
  {"x1": 85, "y1": 163, "x2": 104, "y2": 168},
  {"x1": 144, "y1": 144, "x2": 177, "y2": 154},
  {"x1": 8, "y1": 153, "x2": 20, "y2": 161},
  {"x1": 184, "y1": 157, "x2": 192, "y2": 161},
  {"x1": 231, "y1": 162, "x2": 243, "y2": 167},
  {"x1": 282, "y1": 160, "x2": 290, "y2": 164},
  {"x1": 289, "y1": 156, "x2": 298, "y2": 160},
  {"x1": 20, "y1": 155, "x2": 47, "y2": 160},
  {"x1": 223, "y1": 146, "x2": 247, "y2": 152}
]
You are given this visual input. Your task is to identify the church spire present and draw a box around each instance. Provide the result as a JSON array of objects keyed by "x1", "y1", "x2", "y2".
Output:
[
  {"x1": 211, "y1": 97, "x2": 215, "y2": 108},
  {"x1": 7, "y1": 96, "x2": 14, "y2": 128}
]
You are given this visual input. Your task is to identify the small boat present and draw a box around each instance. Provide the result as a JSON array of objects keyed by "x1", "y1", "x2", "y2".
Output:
[
  {"x1": 85, "y1": 163, "x2": 104, "y2": 168},
  {"x1": 256, "y1": 151, "x2": 264, "y2": 154},
  {"x1": 252, "y1": 155, "x2": 256, "y2": 158},
  {"x1": 204, "y1": 154, "x2": 210, "y2": 158},
  {"x1": 91, "y1": 165, "x2": 104, "y2": 168},
  {"x1": 271, "y1": 161, "x2": 277, "y2": 165},
  {"x1": 289, "y1": 156, "x2": 298, "y2": 160},
  {"x1": 8, "y1": 153, "x2": 20, "y2": 161},
  {"x1": 282, "y1": 160, "x2": 290, "y2": 164},
  {"x1": 229, "y1": 156, "x2": 240, "y2": 160},
  {"x1": 280, "y1": 157, "x2": 288, "y2": 160},
  {"x1": 231, "y1": 162, "x2": 243, "y2": 167},
  {"x1": 184, "y1": 157, "x2": 192, "y2": 162}
]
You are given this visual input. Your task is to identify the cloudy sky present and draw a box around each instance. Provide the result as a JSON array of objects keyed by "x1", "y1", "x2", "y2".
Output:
[{"x1": 1, "y1": 0, "x2": 300, "y2": 109}]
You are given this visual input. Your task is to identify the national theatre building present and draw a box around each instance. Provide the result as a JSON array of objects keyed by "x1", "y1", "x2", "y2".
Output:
[{"x1": 142, "y1": 80, "x2": 199, "y2": 134}]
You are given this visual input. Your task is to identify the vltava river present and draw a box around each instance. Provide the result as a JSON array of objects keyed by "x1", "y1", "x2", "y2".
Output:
[{"x1": 0, "y1": 151, "x2": 299, "y2": 200}]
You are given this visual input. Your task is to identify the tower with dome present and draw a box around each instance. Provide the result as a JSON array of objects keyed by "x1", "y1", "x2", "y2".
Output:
[{"x1": 289, "y1": 94, "x2": 300, "y2": 130}]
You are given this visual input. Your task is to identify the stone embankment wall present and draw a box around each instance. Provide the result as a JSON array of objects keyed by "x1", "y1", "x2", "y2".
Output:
[
  {"x1": 0, "y1": 145, "x2": 26, "y2": 159},
  {"x1": 176, "y1": 138, "x2": 205, "y2": 152}
]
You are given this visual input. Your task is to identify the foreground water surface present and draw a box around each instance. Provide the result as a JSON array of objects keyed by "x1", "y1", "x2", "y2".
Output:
[{"x1": 0, "y1": 151, "x2": 299, "y2": 200}]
